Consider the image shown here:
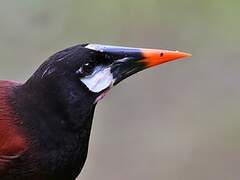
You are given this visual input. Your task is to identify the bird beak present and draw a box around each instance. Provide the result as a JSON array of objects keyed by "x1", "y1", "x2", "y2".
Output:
[{"x1": 85, "y1": 44, "x2": 192, "y2": 85}]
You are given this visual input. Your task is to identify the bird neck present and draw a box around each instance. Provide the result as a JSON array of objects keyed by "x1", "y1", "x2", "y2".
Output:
[
  {"x1": 10, "y1": 79, "x2": 97, "y2": 178},
  {"x1": 19, "y1": 77, "x2": 97, "y2": 129}
]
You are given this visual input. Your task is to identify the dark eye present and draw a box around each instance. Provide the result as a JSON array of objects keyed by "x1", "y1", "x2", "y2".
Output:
[{"x1": 76, "y1": 62, "x2": 96, "y2": 76}]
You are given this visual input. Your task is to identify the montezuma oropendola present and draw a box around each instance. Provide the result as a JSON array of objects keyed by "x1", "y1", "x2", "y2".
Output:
[{"x1": 0, "y1": 44, "x2": 191, "y2": 180}]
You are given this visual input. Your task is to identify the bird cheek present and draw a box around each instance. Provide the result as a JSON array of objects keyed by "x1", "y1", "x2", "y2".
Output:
[{"x1": 80, "y1": 66, "x2": 114, "y2": 93}]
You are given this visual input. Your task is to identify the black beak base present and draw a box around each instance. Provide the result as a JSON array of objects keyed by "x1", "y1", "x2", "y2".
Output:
[{"x1": 110, "y1": 58, "x2": 145, "y2": 85}]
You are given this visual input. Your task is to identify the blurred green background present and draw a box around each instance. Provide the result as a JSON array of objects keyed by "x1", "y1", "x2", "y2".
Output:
[{"x1": 0, "y1": 0, "x2": 240, "y2": 180}]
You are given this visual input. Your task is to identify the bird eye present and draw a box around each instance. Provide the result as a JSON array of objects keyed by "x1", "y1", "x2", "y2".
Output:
[
  {"x1": 83, "y1": 62, "x2": 95, "y2": 74},
  {"x1": 76, "y1": 62, "x2": 96, "y2": 77}
]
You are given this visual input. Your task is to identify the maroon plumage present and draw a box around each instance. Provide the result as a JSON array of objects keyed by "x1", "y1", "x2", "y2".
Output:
[{"x1": 0, "y1": 81, "x2": 27, "y2": 171}]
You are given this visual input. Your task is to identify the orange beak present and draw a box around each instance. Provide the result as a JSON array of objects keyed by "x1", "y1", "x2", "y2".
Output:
[{"x1": 141, "y1": 48, "x2": 192, "y2": 67}]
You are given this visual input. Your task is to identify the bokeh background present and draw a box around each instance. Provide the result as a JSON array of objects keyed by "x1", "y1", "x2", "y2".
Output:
[{"x1": 0, "y1": 0, "x2": 240, "y2": 179}]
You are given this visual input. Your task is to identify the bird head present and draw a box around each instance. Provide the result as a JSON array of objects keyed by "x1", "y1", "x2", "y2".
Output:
[
  {"x1": 27, "y1": 43, "x2": 191, "y2": 105},
  {"x1": 9, "y1": 43, "x2": 191, "y2": 178}
]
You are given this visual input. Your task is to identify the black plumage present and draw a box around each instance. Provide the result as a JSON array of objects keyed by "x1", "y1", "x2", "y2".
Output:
[{"x1": 0, "y1": 44, "x2": 190, "y2": 180}]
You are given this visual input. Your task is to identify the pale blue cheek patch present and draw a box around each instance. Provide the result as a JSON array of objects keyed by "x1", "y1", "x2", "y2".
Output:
[{"x1": 80, "y1": 66, "x2": 114, "y2": 93}]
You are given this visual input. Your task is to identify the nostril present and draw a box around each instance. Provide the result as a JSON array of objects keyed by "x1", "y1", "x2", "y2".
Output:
[{"x1": 160, "y1": 52, "x2": 164, "y2": 57}]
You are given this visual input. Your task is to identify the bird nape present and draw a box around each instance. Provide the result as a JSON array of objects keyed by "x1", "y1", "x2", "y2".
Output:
[{"x1": 0, "y1": 44, "x2": 191, "y2": 180}]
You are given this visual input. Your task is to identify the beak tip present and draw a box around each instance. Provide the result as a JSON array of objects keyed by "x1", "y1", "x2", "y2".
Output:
[
  {"x1": 185, "y1": 52, "x2": 192, "y2": 57},
  {"x1": 180, "y1": 52, "x2": 192, "y2": 58}
]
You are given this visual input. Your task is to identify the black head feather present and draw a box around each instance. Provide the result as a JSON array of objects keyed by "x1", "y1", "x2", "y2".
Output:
[{"x1": 11, "y1": 44, "x2": 102, "y2": 179}]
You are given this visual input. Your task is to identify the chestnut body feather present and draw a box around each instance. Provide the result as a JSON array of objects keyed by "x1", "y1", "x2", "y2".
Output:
[{"x1": 0, "y1": 81, "x2": 27, "y2": 174}]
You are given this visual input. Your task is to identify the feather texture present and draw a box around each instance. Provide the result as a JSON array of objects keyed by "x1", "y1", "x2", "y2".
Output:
[{"x1": 0, "y1": 81, "x2": 27, "y2": 171}]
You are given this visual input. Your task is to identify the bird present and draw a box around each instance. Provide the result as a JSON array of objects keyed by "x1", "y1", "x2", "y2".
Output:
[{"x1": 0, "y1": 44, "x2": 191, "y2": 180}]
